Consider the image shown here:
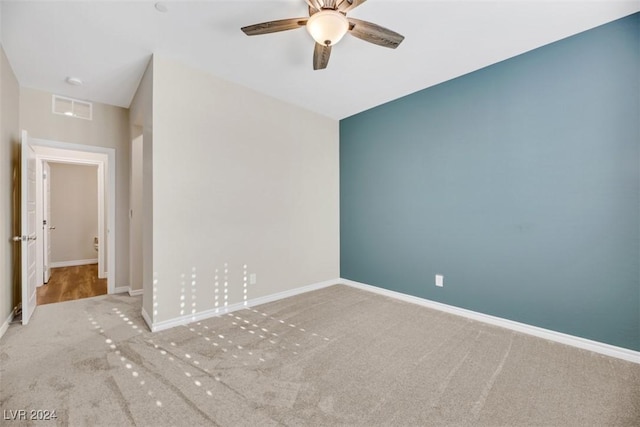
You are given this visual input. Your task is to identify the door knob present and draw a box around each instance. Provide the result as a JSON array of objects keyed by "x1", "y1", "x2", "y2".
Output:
[
  {"x1": 49, "y1": 226, "x2": 56, "y2": 230},
  {"x1": 28, "y1": 235, "x2": 37, "y2": 241},
  {"x1": 12, "y1": 236, "x2": 23, "y2": 242}
]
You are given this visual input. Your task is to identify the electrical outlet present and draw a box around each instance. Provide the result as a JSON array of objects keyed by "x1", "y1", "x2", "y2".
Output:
[
  {"x1": 435, "y1": 274, "x2": 444, "y2": 287},
  {"x1": 249, "y1": 273, "x2": 257, "y2": 285}
]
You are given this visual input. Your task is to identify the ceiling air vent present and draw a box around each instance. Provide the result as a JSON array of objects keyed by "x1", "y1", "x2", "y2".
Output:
[{"x1": 52, "y1": 95, "x2": 92, "y2": 120}]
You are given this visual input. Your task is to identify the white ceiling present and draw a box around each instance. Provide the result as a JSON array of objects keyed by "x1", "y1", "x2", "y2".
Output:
[{"x1": 1, "y1": 0, "x2": 638, "y2": 120}]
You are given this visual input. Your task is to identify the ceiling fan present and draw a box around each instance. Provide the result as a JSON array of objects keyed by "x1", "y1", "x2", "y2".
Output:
[{"x1": 241, "y1": 0, "x2": 404, "y2": 70}]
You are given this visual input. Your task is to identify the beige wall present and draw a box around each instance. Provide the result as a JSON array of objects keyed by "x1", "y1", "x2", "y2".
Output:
[
  {"x1": 150, "y1": 57, "x2": 339, "y2": 325},
  {"x1": 20, "y1": 87, "x2": 130, "y2": 287},
  {"x1": 129, "y1": 57, "x2": 153, "y2": 312},
  {"x1": 49, "y1": 163, "x2": 98, "y2": 264},
  {"x1": 129, "y1": 135, "x2": 143, "y2": 289},
  {"x1": 0, "y1": 44, "x2": 20, "y2": 331}
]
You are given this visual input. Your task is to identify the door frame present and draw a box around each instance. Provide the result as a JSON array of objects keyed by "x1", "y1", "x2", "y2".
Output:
[
  {"x1": 29, "y1": 137, "x2": 116, "y2": 294},
  {"x1": 42, "y1": 161, "x2": 51, "y2": 284}
]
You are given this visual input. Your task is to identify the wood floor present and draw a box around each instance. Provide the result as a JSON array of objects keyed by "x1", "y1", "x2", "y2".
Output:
[{"x1": 36, "y1": 264, "x2": 107, "y2": 305}]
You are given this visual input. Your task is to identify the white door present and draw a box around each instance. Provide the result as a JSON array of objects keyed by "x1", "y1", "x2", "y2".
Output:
[
  {"x1": 21, "y1": 130, "x2": 38, "y2": 324},
  {"x1": 43, "y1": 162, "x2": 52, "y2": 283}
]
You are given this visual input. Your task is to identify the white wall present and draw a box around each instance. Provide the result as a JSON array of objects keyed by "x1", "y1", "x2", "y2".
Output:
[
  {"x1": 20, "y1": 87, "x2": 130, "y2": 288},
  {"x1": 150, "y1": 57, "x2": 339, "y2": 324},
  {"x1": 0, "y1": 1, "x2": 3, "y2": 45},
  {"x1": 129, "y1": 134, "x2": 143, "y2": 291},
  {"x1": 129, "y1": 57, "x2": 153, "y2": 310},
  {"x1": 49, "y1": 163, "x2": 98, "y2": 264},
  {"x1": 0, "y1": 44, "x2": 19, "y2": 333}
]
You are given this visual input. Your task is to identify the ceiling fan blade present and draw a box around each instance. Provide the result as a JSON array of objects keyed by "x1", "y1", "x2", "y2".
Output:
[
  {"x1": 313, "y1": 43, "x2": 332, "y2": 70},
  {"x1": 348, "y1": 18, "x2": 404, "y2": 49},
  {"x1": 338, "y1": 0, "x2": 367, "y2": 13},
  {"x1": 241, "y1": 18, "x2": 308, "y2": 36}
]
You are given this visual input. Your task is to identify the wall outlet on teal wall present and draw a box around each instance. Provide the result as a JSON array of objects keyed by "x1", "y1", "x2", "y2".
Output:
[{"x1": 435, "y1": 275, "x2": 444, "y2": 288}]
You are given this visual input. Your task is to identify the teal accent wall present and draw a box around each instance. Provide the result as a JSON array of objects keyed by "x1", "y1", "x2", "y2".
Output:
[{"x1": 340, "y1": 13, "x2": 640, "y2": 351}]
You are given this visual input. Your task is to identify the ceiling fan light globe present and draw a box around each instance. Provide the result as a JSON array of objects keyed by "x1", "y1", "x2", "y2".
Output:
[{"x1": 306, "y1": 10, "x2": 349, "y2": 46}]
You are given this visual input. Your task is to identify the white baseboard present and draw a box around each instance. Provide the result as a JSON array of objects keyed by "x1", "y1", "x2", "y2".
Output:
[
  {"x1": 51, "y1": 258, "x2": 98, "y2": 268},
  {"x1": 0, "y1": 310, "x2": 14, "y2": 341},
  {"x1": 113, "y1": 286, "x2": 129, "y2": 294},
  {"x1": 341, "y1": 279, "x2": 640, "y2": 365},
  {"x1": 149, "y1": 279, "x2": 338, "y2": 333},
  {"x1": 128, "y1": 288, "x2": 143, "y2": 296}
]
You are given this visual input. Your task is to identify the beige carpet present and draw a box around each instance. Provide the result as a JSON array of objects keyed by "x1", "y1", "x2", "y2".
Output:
[{"x1": 1, "y1": 285, "x2": 639, "y2": 426}]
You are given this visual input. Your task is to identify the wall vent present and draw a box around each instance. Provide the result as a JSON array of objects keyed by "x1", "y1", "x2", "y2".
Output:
[{"x1": 52, "y1": 95, "x2": 92, "y2": 120}]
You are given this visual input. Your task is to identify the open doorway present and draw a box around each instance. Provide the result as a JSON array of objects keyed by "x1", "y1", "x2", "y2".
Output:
[
  {"x1": 37, "y1": 162, "x2": 105, "y2": 305},
  {"x1": 25, "y1": 137, "x2": 116, "y2": 311}
]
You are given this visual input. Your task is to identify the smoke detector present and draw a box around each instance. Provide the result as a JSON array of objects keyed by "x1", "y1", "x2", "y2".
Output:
[{"x1": 65, "y1": 77, "x2": 83, "y2": 86}]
